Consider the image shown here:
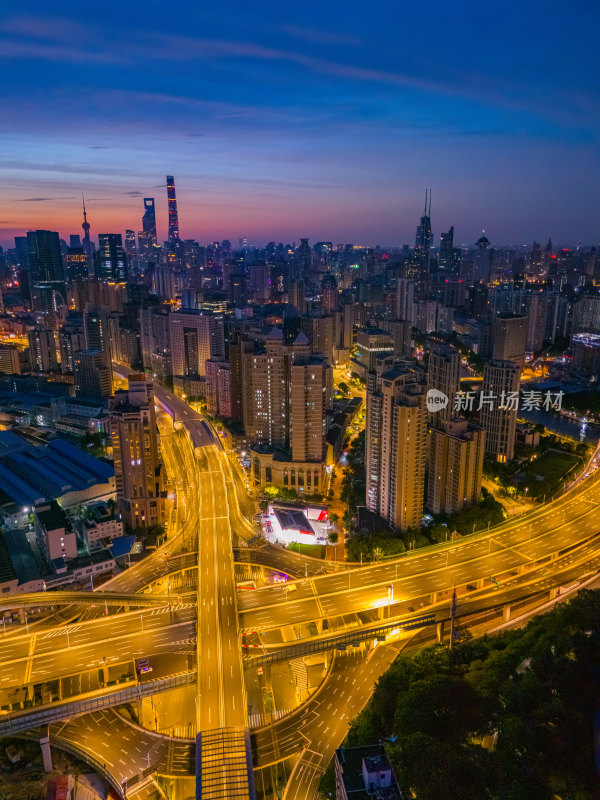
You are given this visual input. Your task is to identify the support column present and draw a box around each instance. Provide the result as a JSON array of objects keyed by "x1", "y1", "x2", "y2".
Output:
[
  {"x1": 430, "y1": 592, "x2": 439, "y2": 605},
  {"x1": 476, "y1": 578, "x2": 484, "y2": 589},
  {"x1": 503, "y1": 605, "x2": 511, "y2": 623},
  {"x1": 549, "y1": 587, "x2": 561, "y2": 600},
  {"x1": 436, "y1": 621, "x2": 444, "y2": 643},
  {"x1": 40, "y1": 731, "x2": 52, "y2": 773}
]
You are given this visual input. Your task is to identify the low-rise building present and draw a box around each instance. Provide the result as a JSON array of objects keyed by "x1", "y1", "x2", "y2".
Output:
[
  {"x1": 335, "y1": 743, "x2": 401, "y2": 799},
  {"x1": 79, "y1": 501, "x2": 124, "y2": 551},
  {"x1": 34, "y1": 500, "x2": 78, "y2": 563}
]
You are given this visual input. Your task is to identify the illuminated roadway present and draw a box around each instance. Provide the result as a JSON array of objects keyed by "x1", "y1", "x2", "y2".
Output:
[{"x1": 2, "y1": 365, "x2": 600, "y2": 799}]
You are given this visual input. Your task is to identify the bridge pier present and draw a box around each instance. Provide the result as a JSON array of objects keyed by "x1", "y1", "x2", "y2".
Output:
[
  {"x1": 436, "y1": 621, "x2": 444, "y2": 643},
  {"x1": 503, "y1": 605, "x2": 511, "y2": 623},
  {"x1": 281, "y1": 625, "x2": 296, "y2": 642},
  {"x1": 549, "y1": 587, "x2": 561, "y2": 600},
  {"x1": 40, "y1": 730, "x2": 52, "y2": 773},
  {"x1": 430, "y1": 591, "x2": 439, "y2": 605}
]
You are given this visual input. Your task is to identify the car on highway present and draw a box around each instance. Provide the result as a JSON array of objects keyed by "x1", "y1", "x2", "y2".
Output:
[{"x1": 136, "y1": 658, "x2": 152, "y2": 675}]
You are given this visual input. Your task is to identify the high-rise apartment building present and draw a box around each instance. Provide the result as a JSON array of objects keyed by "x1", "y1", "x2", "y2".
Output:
[
  {"x1": 395, "y1": 278, "x2": 415, "y2": 325},
  {"x1": 480, "y1": 360, "x2": 520, "y2": 462},
  {"x1": 59, "y1": 319, "x2": 86, "y2": 374},
  {"x1": 289, "y1": 356, "x2": 330, "y2": 462},
  {"x1": 205, "y1": 358, "x2": 233, "y2": 418},
  {"x1": 366, "y1": 366, "x2": 427, "y2": 531},
  {"x1": 492, "y1": 313, "x2": 527, "y2": 367},
  {"x1": 321, "y1": 274, "x2": 338, "y2": 313},
  {"x1": 427, "y1": 418, "x2": 485, "y2": 514},
  {"x1": 28, "y1": 328, "x2": 59, "y2": 372},
  {"x1": 94, "y1": 234, "x2": 128, "y2": 282},
  {"x1": 109, "y1": 374, "x2": 164, "y2": 529},
  {"x1": 169, "y1": 310, "x2": 225, "y2": 378},
  {"x1": 355, "y1": 328, "x2": 395, "y2": 373},
  {"x1": 0, "y1": 345, "x2": 21, "y2": 374},
  {"x1": 427, "y1": 344, "x2": 461, "y2": 427},
  {"x1": 74, "y1": 350, "x2": 113, "y2": 398},
  {"x1": 166, "y1": 176, "x2": 180, "y2": 243},
  {"x1": 140, "y1": 307, "x2": 171, "y2": 384},
  {"x1": 288, "y1": 278, "x2": 306, "y2": 314}
]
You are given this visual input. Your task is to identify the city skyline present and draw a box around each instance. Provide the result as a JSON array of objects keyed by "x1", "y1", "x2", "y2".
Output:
[{"x1": 1, "y1": 2, "x2": 599, "y2": 247}]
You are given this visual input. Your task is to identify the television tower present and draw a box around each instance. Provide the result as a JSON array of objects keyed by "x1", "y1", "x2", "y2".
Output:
[
  {"x1": 81, "y1": 194, "x2": 92, "y2": 270},
  {"x1": 166, "y1": 176, "x2": 180, "y2": 244}
]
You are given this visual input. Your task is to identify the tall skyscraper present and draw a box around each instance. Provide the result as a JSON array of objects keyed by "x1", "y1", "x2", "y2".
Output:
[
  {"x1": 366, "y1": 366, "x2": 427, "y2": 531},
  {"x1": 94, "y1": 234, "x2": 127, "y2": 282},
  {"x1": 26, "y1": 230, "x2": 66, "y2": 312},
  {"x1": 169, "y1": 310, "x2": 225, "y2": 378},
  {"x1": 142, "y1": 198, "x2": 157, "y2": 245},
  {"x1": 166, "y1": 176, "x2": 180, "y2": 244},
  {"x1": 414, "y1": 190, "x2": 432, "y2": 276},
  {"x1": 65, "y1": 246, "x2": 88, "y2": 281},
  {"x1": 124, "y1": 230, "x2": 138, "y2": 277},
  {"x1": 321, "y1": 273, "x2": 338, "y2": 313},
  {"x1": 480, "y1": 360, "x2": 520, "y2": 462},
  {"x1": 474, "y1": 233, "x2": 491, "y2": 283},
  {"x1": 427, "y1": 418, "x2": 485, "y2": 514},
  {"x1": 439, "y1": 226, "x2": 454, "y2": 273},
  {"x1": 109, "y1": 374, "x2": 164, "y2": 530},
  {"x1": 427, "y1": 344, "x2": 461, "y2": 427}
]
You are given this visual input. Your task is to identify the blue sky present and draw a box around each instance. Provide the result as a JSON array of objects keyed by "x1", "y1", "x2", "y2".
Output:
[{"x1": 0, "y1": 0, "x2": 598, "y2": 247}]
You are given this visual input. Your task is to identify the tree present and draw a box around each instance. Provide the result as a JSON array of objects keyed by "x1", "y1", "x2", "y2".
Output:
[{"x1": 327, "y1": 531, "x2": 339, "y2": 544}]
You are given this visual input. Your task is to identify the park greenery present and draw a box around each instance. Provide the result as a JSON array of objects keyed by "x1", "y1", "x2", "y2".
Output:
[
  {"x1": 485, "y1": 428, "x2": 590, "y2": 501},
  {"x1": 320, "y1": 590, "x2": 600, "y2": 800}
]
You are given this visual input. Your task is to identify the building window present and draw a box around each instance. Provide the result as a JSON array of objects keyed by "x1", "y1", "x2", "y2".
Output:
[{"x1": 283, "y1": 469, "x2": 288, "y2": 486}]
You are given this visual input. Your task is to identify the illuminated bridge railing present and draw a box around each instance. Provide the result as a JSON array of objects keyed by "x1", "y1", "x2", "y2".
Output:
[
  {"x1": 0, "y1": 671, "x2": 196, "y2": 735},
  {"x1": 245, "y1": 613, "x2": 437, "y2": 667}
]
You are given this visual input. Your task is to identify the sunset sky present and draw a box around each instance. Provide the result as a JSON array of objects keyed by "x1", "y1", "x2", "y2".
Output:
[{"x1": 1, "y1": 1, "x2": 598, "y2": 248}]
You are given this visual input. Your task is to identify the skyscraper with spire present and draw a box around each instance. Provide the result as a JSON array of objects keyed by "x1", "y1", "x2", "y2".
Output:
[
  {"x1": 81, "y1": 195, "x2": 93, "y2": 273},
  {"x1": 166, "y1": 176, "x2": 180, "y2": 244},
  {"x1": 414, "y1": 189, "x2": 432, "y2": 271}
]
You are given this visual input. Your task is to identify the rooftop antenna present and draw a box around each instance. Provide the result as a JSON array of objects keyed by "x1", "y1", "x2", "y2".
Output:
[{"x1": 428, "y1": 188, "x2": 432, "y2": 218}]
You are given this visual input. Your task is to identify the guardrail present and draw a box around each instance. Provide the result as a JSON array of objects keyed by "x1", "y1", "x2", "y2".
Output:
[
  {"x1": 0, "y1": 671, "x2": 196, "y2": 735},
  {"x1": 245, "y1": 613, "x2": 437, "y2": 666}
]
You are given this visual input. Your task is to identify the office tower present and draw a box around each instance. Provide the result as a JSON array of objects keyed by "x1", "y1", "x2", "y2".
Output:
[
  {"x1": 365, "y1": 366, "x2": 427, "y2": 531},
  {"x1": 492, "y1": 313, "x2": 527, "y2": 367},
  {"x1": 248, "y1": 262, "x2": 270, "y2": 302},
  {"x1": 439, "y1": 226, "x2": 454, "y2": 273},
  {"x1": 313, "y1": 242, "x2": 333, "y2": 271},
  {"x1": 474, "y1": 233, "x2": 491, "y2": 283},
  {"x1": 321, "y1": 273, "x2": 338, "y2": 313},
  {"x1": 125, "y1": 230, "x2": 138, "y2": 277},
  {"x1": 94, "y1": 234, "x2": 127, "y2": 282},
  {"x1": 296, "y1": 238, "x2": 312, "y2": 280},
  {"x1": 28, "y1": 328, "x2": 59, "y2": 372},
  {"x1": 65, "y1": 246, "x2": 88, "y2": 281},
  {"x1": 469, "y1": 281, "x2": 489, "y2": 319},
  {"x1": 355, "y1": 328, "x2": 395, "y2": 373},
  {"x1": 139, "y1": 307, "x2": 171, "y2": 383},
  {"x1": 205, "y1": 358, "x2": 233, "y2": 418},
  {"x1": 152, "y1": 264, "x2": 176, "y2": 300},
  {"x1": 288, "y1": 278, "x2": 306, "y2": 314},
  {"x1": 169, "y1": 310, "x2": 225, "y2": 378},
  {"x1": 74, "y1": 350, "x2": 113, "y2": 398},
  {"x1": 27, "y1": 230, "x2": 66, "y2": 312},
  {"x1": 109, "y1": 374, "x2": 164, "y2": 529},
  {"x1": 396, "y1": 278, "x2": 415, "y2": 325},
  {"x1": 0, "y1": 345, "x2": 20, "y2": 374},
  {"x1": 142, "y1": 198, "x2": 157, "y2": 245},
  {"x1": 81, "y1": 197, "x2": 93, "y2": 269},
  {"x1": 58, "y1": 318, "x2": 86, "y2": 374},
  {"x1": 427, "y1": 418, "x2": 486, "y2": 514},
  {"x1": 166, "y1": 176, "x2": 180, "y2": 244},
  {"x1": 427, "y1": 344, "x2": 461, "y2": 427},
  {"x1": 414, "y1": 190, "x2": 432, "y2": 276},
  {"x1": 480, "y1": 360, "x2": 520, "y2": 462}
]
